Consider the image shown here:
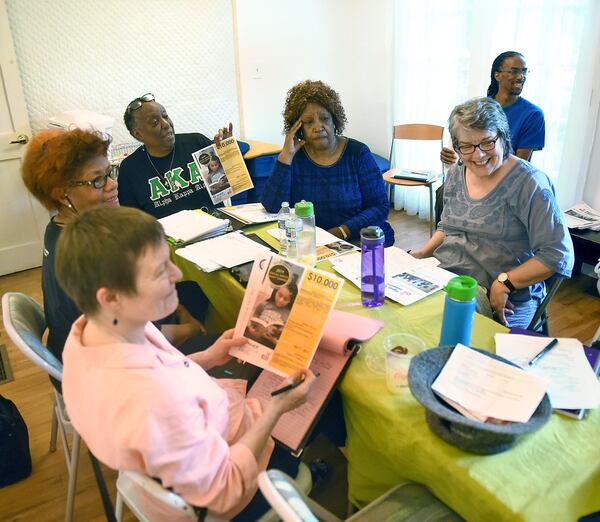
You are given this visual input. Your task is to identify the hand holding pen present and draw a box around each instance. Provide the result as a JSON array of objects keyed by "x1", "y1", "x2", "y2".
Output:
[
  {"x1": 270, "y1": 369, "x2": 315, "y2": 414},
  {"x1": 528, "y1": 338, "x2": 558, "y2": 366}
]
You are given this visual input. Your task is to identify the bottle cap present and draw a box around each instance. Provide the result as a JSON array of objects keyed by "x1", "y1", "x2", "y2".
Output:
[
  {"x1": 444, "y1": 275, "x2": 477, "y2": 301},
  {"x1": 294, "y1": 200, "x2": 314, "y2": 217},
  {"x1": 360, "y1": 226, "x2": 384, "y2": 240},
  {"x1": 281, "y1": 201, "x2": 289, "y2": 208}
]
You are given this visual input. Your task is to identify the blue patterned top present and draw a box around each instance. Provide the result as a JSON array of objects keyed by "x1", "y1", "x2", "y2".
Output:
[
  {"x1": 435, "y1": 159, "x2": 573, "y2": 303},
  {"x1": 261, "y1": 138, "x2": 394, "y2": 246}
]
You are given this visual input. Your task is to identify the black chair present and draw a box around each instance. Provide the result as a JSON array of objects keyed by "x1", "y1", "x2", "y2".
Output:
[{"x1": 526, "y1": 277, "x2": 563, "y2": 335}]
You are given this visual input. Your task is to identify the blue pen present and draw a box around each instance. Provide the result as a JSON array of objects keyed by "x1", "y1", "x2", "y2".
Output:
[{"x1": 528, "y1": 338, "x2": 558, "y2": 366}]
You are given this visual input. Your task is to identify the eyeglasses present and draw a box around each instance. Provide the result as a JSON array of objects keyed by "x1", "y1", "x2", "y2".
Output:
[
  {"x1": 456, "y1": 135, "x2": 500, "y2": 155},
  {"x1": 70, "y1": 166, "x2": 118, "y2": 189},
  {"x1": 497, "y1": 67, "x2": 529, "y2": 76},
  {"x1": 125, "y1": 93, "x2": 155, "y2": 114}
]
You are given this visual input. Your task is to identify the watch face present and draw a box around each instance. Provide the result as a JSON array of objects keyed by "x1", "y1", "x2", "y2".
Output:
[{"x1": 498, "y1": 273, "x2": 508, "y2": 283}]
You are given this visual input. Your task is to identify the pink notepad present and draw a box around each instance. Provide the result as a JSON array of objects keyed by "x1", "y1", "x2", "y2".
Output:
[{"x1": 248, "y1": 310, "x2": 383, "y2": 454}]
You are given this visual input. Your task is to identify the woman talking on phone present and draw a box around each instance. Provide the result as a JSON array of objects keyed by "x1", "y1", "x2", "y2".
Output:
[{"x1": 261, "y1": 80, "x2": 394, "y2": 246}]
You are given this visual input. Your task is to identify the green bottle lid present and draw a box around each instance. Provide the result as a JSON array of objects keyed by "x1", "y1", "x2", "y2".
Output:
[
  {"x1": 445, "y1": 275, "x2": 478, "y2": 301},
  {"x1": 294, "y1": 200, "x2": 314, "y2": 217}
]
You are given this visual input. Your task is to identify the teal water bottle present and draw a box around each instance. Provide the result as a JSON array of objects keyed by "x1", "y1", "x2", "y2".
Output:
[{"x1": 439, "y1": 275, "x2": 477, "y2": 346}]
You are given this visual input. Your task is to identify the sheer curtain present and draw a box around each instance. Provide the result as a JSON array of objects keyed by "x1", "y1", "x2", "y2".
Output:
[{"x1": 391, "y1": 0, "x2": 595, "y2": 218}]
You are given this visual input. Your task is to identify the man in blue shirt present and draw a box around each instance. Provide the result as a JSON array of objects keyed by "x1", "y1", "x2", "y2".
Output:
[{"x1": 441, "y1": 51, "x2": 545, "y2": 163}]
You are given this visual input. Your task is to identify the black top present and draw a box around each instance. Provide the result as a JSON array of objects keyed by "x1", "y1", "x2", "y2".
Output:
[
  {"x1": 42, "y1": 220, "x2": 79, "y2": 362},
  {"x1": 118, "y1": 133, "x2": 214, "y2": 218}
]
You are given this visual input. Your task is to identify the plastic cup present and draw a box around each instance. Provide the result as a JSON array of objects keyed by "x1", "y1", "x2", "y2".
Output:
[{"x1": 384, "y1": 333, "x2": 426, "y2": 393}]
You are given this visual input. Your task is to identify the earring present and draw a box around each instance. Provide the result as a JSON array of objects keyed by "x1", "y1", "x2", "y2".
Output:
[
  {"x1": 112, "y1": 318, "x2": 118, "y2": 326},
  {"x1": 458, "y1": 159, "x2": 464, "y2": 166}
]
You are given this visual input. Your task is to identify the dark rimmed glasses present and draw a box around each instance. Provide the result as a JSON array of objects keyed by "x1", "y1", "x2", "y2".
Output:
[
  {"x1": 456, "y1": 135, "x2": 500, "y2": 155},
  {"x1": 497, "y1": 67, "x2": 529, "y2": 76},
  {"x1": 125, "y1": 93, "x2": 155, "y2": 114},
  {"x1": 69, "y1": 166, "x2": 118, "y2": 190}
]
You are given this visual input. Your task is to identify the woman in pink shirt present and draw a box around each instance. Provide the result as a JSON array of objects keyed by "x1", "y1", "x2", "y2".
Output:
[{"x1": 55, "y1": 205, "x2": 315, "y2": 520}]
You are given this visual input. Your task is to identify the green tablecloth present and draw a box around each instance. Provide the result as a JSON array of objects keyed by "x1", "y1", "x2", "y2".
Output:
[{"x1": 172, "y1": 225, "x2": 600, "y2": 521}]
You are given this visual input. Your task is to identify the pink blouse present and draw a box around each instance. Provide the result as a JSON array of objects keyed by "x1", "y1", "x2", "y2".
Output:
[{"x1": 62, "y1": 316, "x2": 274, "y2": 519}]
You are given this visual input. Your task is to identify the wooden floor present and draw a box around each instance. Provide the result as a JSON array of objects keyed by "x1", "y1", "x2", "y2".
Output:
[{"x1": 0, "y1": 209, "x2": 598, "y2": 521}]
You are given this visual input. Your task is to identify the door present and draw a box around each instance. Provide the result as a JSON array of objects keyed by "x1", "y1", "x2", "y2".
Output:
[{"x1": 0, "y1": 0, "x2": 48, "y2": 275}]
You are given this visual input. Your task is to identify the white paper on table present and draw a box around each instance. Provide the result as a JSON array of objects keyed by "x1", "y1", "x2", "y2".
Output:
[
  {"x1": 431, "y1": 344, "x2": 549, "y2": 423},
  {"x1": 176, "y1": 231, "x2": 271, "y2": 272},
  {"x1": 330, "y1": 248, "x2": 455, "y2": 306},
  {"x1": 267, "y1": 226, "x2": 344, "y2": 247},
  {"x1": 494, "y1": 334, "x2": 600, "y2": 410},
  {"x1": 220, "y1": 203, "x2": 278, "y2": 224}
]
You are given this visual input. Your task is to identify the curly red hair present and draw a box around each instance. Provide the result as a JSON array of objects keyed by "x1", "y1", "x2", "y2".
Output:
[{"x1": 21, "y1": 128, "x2": 111, "y2": 211}]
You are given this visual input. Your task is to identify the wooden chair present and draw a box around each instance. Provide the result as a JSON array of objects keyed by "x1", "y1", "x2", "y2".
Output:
[{"x1": 384, "y1": 124, "x2": 444, "y2": 237}]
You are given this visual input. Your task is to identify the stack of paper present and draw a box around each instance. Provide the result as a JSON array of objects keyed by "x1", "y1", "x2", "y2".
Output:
[
  {"x1": 331, "y1": 247, "x2": 454, "y2": 305},
  {"x1": 495, "y1": 334, "x2": 600, "y2": 410},
  {"x1": 158, "y1": 210, "x2": 229, "y2": 245},
  {"x1": 432, "y1": 344, "x2": 549, "y2": 423},
  {"x1": 175, "y1": 231, "x2": 271, "y2": 272},
  {"x1": 563, "y1": 202, "x2": 600, "y2": 230},
  {"x1": 220, "y1": 203, "x2": 278, "y2": 224}
]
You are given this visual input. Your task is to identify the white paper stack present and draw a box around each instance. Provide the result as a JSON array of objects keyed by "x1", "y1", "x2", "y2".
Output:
[
  {"x1": 495, "y1": 334, "x2": 600, "y2": 410},
  {"x1": 158, "y1": 210, "x2": 229, "y2": 245},
  {"x1": 175, "y1": 231, "x2": 272, "y2": 272},
  {"x1": 432, "y1": 344, "x2": 549, "y2": 423}
]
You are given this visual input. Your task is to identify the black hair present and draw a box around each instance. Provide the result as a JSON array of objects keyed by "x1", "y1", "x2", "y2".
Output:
[
  {"x1": 268, "y1": 282, "x2": 298, "y2": 307},
  {"x1": 486, "y1": 51, "x2": 524, "y2": 98}
]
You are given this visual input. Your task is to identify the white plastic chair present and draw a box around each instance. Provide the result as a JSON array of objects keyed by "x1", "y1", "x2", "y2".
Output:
[
  {"x1": 116, "y1": 462, "x2": 312, "y2": 522},
  {"x1": 2, "y1": 292, "x2": 80, "y2": 522},
  {"x1": 258, "y1": 469, "x2": 464, "y2": 522}
]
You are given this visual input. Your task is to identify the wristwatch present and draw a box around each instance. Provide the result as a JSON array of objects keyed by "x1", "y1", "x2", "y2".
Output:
[{"x1": 497, "y1": 272, "x2": 516, "y2": 292}]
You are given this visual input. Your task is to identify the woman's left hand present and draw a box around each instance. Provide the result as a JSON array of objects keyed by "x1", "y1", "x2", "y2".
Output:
[
  {"x1": 214, "y1": 122, "x2": 233, "y2": 148},
  {"x1": 205, "y1": 329, "x2": 246, "y2": 367},
  {"x1": 489, "y1": 281, "x2": 515, "y2": 326}
]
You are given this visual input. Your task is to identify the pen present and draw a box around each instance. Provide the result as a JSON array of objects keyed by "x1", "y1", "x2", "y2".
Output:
[
  {"x1": 528, "y1": 338, "x2": 558, "y2": 366},
  {"x1": 271, "y1": 377, "x2": 305, "y2": 397},
  {"x1": 270, "y1": 372, "x2": 320, "y2": 397}
]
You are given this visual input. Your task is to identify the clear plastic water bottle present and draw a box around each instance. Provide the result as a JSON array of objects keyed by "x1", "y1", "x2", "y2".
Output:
[
  {"x1": 361, "y1": 226, "x2": 385, "y2": 307},
  {"x1": 439, "y1": 275, "x2": 477, "y2": 346},
  {"x1": 284, "y1": 215, "x2": 303, "y2": 261},
  {"x1": 294, "y1": 200, "x2": 317, "y2": 266},
  {"x1": 277, "y1": 201, "x2": 291, "y2": 256}
]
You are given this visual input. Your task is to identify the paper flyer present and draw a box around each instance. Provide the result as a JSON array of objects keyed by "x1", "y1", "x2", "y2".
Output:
[
  {"x1": 232, "y1": 254, "x2": 344, "y2": 377},
  {"x1": 191, "y1": 137, "x2": 254, "y2": 204}
]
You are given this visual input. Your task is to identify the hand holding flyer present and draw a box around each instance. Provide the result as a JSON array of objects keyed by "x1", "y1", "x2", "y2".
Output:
[
  {"x1": 191, "y1": 137, "x2": 254, "y2": 204},
  {"x1": 232, "y1": 254, "x2": 344, "y2": 376}
]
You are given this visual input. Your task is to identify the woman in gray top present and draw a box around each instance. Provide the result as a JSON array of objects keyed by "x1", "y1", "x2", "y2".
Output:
[{"x1": 412, "y1": 97, "x2": 573, "y2": 328}]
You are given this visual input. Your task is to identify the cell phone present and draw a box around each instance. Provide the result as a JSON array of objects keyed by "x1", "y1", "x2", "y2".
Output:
[{"x1": 295, "y1": 127, "x2": 304, "y2": 141}]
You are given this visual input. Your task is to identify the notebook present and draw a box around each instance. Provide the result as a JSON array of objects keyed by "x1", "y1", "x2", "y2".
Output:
[{"x1": 248, "y1": 310, "x2": 383, "y2": 455}]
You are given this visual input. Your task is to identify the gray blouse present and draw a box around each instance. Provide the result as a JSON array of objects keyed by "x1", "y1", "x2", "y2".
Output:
[{"x1": 434, "y1": 159, "x2": 574, "y2": 303}]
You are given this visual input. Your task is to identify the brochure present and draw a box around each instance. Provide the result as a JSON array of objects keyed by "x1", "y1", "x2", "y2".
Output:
[
  {"x1": 231, "y1": 254, "x2": 343, "y2": 377},
  {"x1": 191, "y1": 137, "x2": 253, "y2": 205}
]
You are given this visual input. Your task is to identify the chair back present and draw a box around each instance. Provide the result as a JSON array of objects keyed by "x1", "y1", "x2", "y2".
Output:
[
  {"x1": 2, "y1": 292, "x2": 62, "y2": 381},
  {"x1": 388, "y1": 124, "x2": 444, "y2": 175},
  {"x1": 116, "y1": 470, "x2": 199, "y2": 521},
  {"x1": 526, "y1": 277, "x2": 563, "y2": 335}
]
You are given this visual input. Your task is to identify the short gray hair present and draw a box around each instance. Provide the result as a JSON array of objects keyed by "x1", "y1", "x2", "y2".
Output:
[{"x1": 449, "y1": 97, "x2": 512, "y2": 160}]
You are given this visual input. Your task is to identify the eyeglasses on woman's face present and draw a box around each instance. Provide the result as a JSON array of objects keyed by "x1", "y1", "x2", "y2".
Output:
[
  {"x1": 70, "y1": 165, "x2": 118, "y2": 190},
  {"x1": 125, "y1": 93, "x2": 155, "y2": 114},
  {"x1": 456, "y1": 135, "x2": 500, "y2": 155}
]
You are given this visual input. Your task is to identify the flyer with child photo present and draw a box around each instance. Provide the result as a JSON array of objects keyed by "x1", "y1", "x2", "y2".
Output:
[
  {"x1": 232, "y1": 254, "x2": 344, "y2": 377},
  {"x1": 191, "y1": 136, "x2": 253, "y2": 204}
]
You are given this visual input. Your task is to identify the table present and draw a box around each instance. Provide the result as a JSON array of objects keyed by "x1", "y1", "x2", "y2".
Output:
[
  {"x1": 570, "y1": 228, "x2": 600, "y2": 274},
  {"x1": 172, "y1": 225, "x2": 600, "y2": 521}
]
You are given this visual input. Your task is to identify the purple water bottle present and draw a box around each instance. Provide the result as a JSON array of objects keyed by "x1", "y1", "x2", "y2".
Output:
[{"x1": 361, "y1": 226, "x2": 385, "y2": 307}]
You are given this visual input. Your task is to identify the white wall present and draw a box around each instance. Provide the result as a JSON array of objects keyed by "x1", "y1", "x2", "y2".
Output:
[
  {"x1": 235, "y1": 0, "x2": 394, "y2": 157},
  {"x1": 6, "y1": 0, "x2": 239, "y2": 145}
]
